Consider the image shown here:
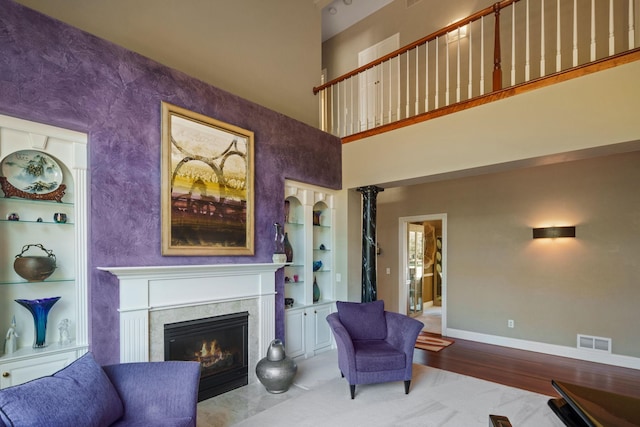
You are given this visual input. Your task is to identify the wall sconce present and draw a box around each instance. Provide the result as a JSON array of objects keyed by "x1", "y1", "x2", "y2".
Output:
[
  {"x1": 446, "y1": 24, "x2": 468, "y2": 43},
  {"x1": 532, "y1": 226, "x2": 576, "y2": 239}
]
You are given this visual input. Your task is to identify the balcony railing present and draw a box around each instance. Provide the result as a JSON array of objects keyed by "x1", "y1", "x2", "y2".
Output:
[{"x1": 314, "y1": 0, "x2": 638, "y2": 141}]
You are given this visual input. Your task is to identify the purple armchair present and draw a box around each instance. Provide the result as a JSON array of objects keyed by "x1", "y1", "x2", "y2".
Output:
[
  {"x1": 0, "y1": 352, "x2": 200, "y2": 427},
  {"x1": 326, "y1": 300, "x2": 424, "y2": 399}
]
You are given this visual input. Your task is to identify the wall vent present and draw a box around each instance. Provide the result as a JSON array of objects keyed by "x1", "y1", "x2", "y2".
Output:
[
  {"x1": 406, "y1": 0, "x2": 422, "y2": 8},
  {"x1": 577, "y1": 334, "x2": 611, "y2": 353}
]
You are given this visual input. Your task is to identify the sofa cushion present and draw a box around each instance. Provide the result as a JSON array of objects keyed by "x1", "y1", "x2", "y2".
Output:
[
  {"x1": 336, "y1": 300, "x2": 387, "y2": 340},
  {"x1": 0, "y1": 352, "x2": 124, "y2": 427},
  {"x1": 353, "y1": 339, "x2": 406, "y2": 372}
]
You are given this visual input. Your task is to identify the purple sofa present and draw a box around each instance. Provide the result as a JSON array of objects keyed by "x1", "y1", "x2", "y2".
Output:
[
  {"x1": 327, "y1": 300, "x2": 424, "y2": 399},
  {"x1": 0, "y1": 352, "x2": 200, "y2": 427}
]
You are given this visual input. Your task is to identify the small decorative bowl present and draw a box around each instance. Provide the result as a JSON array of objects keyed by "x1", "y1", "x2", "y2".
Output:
[{"x1": 313, "y1": 260, "x2": 323, "y2": 272}]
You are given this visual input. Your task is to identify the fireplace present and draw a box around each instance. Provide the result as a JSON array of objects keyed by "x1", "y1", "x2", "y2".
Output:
[
  {"x1": 165, "y1": 312, "x2": 249, "y2": 401},
  {"x1": 98, "y1": 263, "x2": 281, "y2": 396}
]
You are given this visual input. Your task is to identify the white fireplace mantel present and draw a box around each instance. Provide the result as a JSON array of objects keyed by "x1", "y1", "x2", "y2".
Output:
[{"x1": 98, "y1": 263, "x2": 285, "y2": 363}]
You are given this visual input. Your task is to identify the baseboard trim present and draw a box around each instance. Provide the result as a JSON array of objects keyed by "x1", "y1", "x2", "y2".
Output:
[{"x1": 445, "y1": 328, "x2": 640, "y2": 370}]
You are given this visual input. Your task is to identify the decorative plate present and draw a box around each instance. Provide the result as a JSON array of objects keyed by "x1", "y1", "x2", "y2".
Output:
[{"x1": 0, "y1": 150, "x2": 63, "y2": 194}]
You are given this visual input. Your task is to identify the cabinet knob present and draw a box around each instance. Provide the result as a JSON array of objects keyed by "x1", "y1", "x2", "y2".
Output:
[
  {"x1": 304, "y1": 312, "x2": 307, "y2": 316},
  {"x1": 2, "y1": 372, "x2": 9, "y2": 378}
]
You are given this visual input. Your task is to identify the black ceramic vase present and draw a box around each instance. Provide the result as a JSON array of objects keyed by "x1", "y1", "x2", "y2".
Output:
[
  {"x1": 256, "y1": 339, "x2": 297, "y2": 393},
  {"x1": 283, "y1": 233, "x2": 293, "y2": 263}
]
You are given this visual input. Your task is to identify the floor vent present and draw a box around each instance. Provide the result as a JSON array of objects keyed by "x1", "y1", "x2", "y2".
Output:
[{"x1": 577, "y1": 334, "x2": 611, "y2": 353}]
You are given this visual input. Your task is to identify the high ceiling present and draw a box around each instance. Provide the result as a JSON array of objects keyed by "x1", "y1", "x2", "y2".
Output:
[{"x1": 320, "y1": 0, "x2": 393, "y2": 41}]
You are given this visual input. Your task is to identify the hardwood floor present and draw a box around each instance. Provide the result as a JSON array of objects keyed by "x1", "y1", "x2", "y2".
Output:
[{"x1": 413, "y1": 335, "x2": 640, "y2": 399}]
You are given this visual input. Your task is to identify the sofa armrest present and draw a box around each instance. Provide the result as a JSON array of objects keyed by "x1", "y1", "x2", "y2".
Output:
[
  {"x1": 326, "y1": 312, "x2": 356, "y2": 379},
  {"x1": 385, "y1": 311, "x2": 424, "y2": 365},
  {"x1": 103, "y1": 360, "x2": 200, "y2": 426}
]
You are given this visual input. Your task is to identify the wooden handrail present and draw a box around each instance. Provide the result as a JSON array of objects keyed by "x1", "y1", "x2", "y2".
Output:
[
  {"x1": 313, "y1": 0, "x2": 519, "y2": 95},
  {"x1": 341, "y1": 48, "x2": 640, "y2": 144}
]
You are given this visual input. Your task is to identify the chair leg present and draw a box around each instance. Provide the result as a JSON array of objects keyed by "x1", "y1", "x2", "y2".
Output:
[
  {"x1": 350, "y1": 384, "x2": 356, "y2": 399},
  {"x1": 404, "y1": 380, "x2": 411, "y2": 394}
]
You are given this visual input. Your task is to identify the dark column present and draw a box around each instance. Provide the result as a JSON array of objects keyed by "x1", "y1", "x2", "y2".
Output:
[{"x1": 357, "y1": 186, "x2": 384, "y2": 302}]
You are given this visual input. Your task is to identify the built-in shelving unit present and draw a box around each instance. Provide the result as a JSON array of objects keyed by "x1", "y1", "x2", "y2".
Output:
[
  {"x1": 283, "y1": 180, "x2": 336, "y2": 359},
  {"x1": 0, "y1": 114, "x2": 88, "y2": 388}
]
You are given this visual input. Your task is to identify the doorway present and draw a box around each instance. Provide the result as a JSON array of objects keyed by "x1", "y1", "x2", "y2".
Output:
[{"x1": 399, "y1": 214, "x2": 446, "y2": 334}]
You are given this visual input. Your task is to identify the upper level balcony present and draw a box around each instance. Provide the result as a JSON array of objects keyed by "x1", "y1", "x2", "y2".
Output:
[{"x1": 316, "y1": 0, "x2": 639, "y2": 144}]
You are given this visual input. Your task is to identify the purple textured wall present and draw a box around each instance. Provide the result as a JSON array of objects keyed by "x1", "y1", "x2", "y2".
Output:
[{"x1": 0, "y1": 1, "x2": 341, "y2": 364}]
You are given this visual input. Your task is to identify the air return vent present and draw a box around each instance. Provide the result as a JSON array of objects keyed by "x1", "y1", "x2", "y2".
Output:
[{"x1": 577, "y1": 334, "x2": 611, "y2": 353}]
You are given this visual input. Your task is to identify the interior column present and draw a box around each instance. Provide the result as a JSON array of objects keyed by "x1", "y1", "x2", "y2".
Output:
[{"x1": 357, "y1": 185, "x2": 384, "y2": 302}]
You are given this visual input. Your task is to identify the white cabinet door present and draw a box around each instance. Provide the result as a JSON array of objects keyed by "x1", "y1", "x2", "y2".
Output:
[
  {"x1": 313, "y1": 304, "x2": 333, "y2": 353},
  {"x1": 0, "y1": 351, "x2": 79, "y2": 389},
  {"x1": 284, "y1": 308, "x2": 306, "y2": 359}
]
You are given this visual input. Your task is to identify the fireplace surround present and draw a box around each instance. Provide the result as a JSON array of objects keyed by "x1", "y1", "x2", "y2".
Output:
[{"x1": 98, "y1": 263, "x2": 284, "y2": 388}]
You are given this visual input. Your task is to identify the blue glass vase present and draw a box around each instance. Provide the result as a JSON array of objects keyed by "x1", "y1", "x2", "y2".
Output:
[{"x1": 15, "y1": 297, "x2": 61, "y2": 348}]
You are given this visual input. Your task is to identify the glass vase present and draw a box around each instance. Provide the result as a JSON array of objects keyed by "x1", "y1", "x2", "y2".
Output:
[
  {"x1": 15, "y1": 297, "x2": 61, "y2": 348},
  {"x1": 313, "y1": 276, "x2": 321, "y2": 303}
]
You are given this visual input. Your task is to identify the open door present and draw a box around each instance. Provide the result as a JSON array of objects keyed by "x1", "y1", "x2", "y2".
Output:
[
  {"x1": 399, "y1": 214, "x2": 447, "y2": 333},
  {"x1": 407, "y1": 223, "x2": 424, "y2": 316}
]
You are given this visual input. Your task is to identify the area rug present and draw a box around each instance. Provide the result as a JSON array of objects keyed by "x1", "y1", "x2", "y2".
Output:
[
  {"x1": 415, "y1": 332, "x2": 454, "y2": 352},
  {"x1": 230, "y1": 359, "x2": 563, "y2": 427}
]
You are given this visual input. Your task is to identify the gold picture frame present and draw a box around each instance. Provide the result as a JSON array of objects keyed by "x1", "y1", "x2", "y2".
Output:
[{"x1": 161, "y1": 102, "x2": 254, "y2": 255}]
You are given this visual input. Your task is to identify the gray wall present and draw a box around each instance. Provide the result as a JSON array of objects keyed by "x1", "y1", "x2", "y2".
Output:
[{"x1": 375, "y1": 151, "x2": 640, "y2": 358}]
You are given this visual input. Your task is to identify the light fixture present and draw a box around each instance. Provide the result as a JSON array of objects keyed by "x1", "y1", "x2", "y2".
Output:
[
  {"x1": 446, "y1": 26, "x2": 468, "y2": 43},
  {"x1": 343, "y1": 0, "x2": 353, "y2": 5},
  {"x1": 532, "y1": 226, "x2": 576, "y2": 239},
  {"x1": 328, "y1": 6, "x2": 337, "y2": 15},
  {"x1": 446, "y1": 19, "x2": 468, "y2": 43}
]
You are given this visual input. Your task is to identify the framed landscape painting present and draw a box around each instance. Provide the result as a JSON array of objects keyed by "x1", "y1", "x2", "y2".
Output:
[{"x1": 161, "y1": 102, "x2": 254, "y2": 255}]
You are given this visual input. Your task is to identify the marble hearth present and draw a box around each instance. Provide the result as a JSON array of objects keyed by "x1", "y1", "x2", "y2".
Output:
[{"x1": 98, "y1": 263, "x2": 283, "y2": 384}]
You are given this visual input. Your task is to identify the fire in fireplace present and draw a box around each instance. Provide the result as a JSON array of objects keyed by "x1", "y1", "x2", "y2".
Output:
[{"x1": 164, "y1": 312, "x2": 248, "y2": 401}]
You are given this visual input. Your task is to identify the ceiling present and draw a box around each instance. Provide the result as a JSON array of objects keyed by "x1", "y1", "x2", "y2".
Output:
[{"x1": 320, "y1": 0, "x2": 394, "y2": 42}]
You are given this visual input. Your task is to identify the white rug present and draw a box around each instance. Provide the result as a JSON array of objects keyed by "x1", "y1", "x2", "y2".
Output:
[{"x1": 198, "y1": 350, "x2": 565, "y2": 427}]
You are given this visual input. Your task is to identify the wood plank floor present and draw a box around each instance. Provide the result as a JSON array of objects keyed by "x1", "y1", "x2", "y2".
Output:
[{"x1": 413, "y1": 335, "x2": 640, "y2": 399}]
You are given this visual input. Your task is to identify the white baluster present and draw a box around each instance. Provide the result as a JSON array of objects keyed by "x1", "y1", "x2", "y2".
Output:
[
  {"x1": 525, "y1": 0, "x2": 531, "y2": 81},
  {"x1": 425, "y1": 42, "x2": 430, "y2": 112},
  {"x1": 556, "y1": 0, "x2": 562, "y2": 72},
  {"x1": 406, "y1": 53, "x2": 410, "y2": 118},
  {"x1": 435, "y1": 39, "x2": 440, "y2": 109},
  {"x1": 456, "y1": 28, "x2": 461, "y2": 103},
  {"x1": 609, "y1": 0, "x2": 615, "y2": 55},
  {"x1": 336, "y1": 80, "x2": 341, "y2": 136},
  {"x1": 590, "y1": 0, "x2": 596, "y2": 61},
  {"x1": 511, "y1": 3, "x2": 516, "y2": 86},
  {"x1": 445, "y1": 36, "x2": 450, "y2": 106},
  {"x1": 415, "y1": 47, "x2": 419, "y2": 115},
  {"x1": 350, "y1": 78, "x2": 354, "y2": 135},
  {"x1": 330, "y1": 85, "x2": 335, "y2": 135},
  {"x1": 480, "y1": 18, "x2": 485, "y2": 95},
  {"x1": 396, "y1": 55, "x2": 401, "y2": 122},
  {"x1": 629, "y1": 0, "x2": 636, "y2": 49},
  {"x1": 468, "y1": 24, "x2": 473, "y2": 99},
  {"x1": 541, "y1": 0, "x2": 546, "y2": 77},
  {"x1": 573, "y1": 0, "x2": 578, "y2": 67},
  {"x1": 380, "y1": 62, "x2": 385, "y2": 125},
  {"x1": 389, "y1": 58, "x2": 393, "y2": 124}
]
